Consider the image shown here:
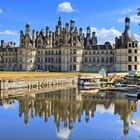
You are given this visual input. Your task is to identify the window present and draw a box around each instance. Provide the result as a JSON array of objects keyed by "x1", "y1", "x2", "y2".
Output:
[
  {"x1": 70, "y1": 49, "x2": 72, "y2": 54},
  {"x1": 73, "y1": 57, "x2": 76, "y2": 62},
  {"x1": 70, "y1": 57, "x2": 72, "y2": 62},
  {"x1": 89, "y1": 57, "x2": 91, "y2": 62},
  {"x1": 135, "y1": 43, "x2": 138, "y2": 48},
  {"x1": 128, "y1": 56, "x2": 132, "y2": 62},
  {"x1": 73, "y1": 49, "x2": 76, "y2": 54},
  {"x1": 73, "y1": 65, "x2": 76, "y2": 71},
  {"x1": 101, "y1": 57, "x2": 104, "y2": 62},
  {"x1": 106, "y1": 57, "x2": 108, "y2": 62},
  {"x1": 129, "y1": 43, "x2": 131, "y2": 47},
  {"x1": 110, "y1": 57, "x2": 113, "y2": 62},
  {"x1": 135, "y1": 56, "x2": 137, "y2": 62},
  {"x1": 70, "y1": 65, "x2": 72, "y2": 71},
  {"x1": 85, "y1": 57, "x2": 87, "y2": 62},
  {"x1": 128, "y1": 65, "x2": 132, "y2": 71},
  {"x1": 135, "y1": 50, "x2": 137, "y2": 54},
  {"x1": 128, "y1": 50, "x2": 132, "y2": 53},
  {"x1": 135, "y1": 65, "x2": 137, "y2": 70}
]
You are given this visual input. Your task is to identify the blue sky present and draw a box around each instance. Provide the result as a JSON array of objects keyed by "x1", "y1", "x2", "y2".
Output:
[{"x1": 0, "y1": 0, "x2": 140, "y2": 45}]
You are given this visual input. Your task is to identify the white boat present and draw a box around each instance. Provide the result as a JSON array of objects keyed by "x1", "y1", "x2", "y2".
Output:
[
  {"x1": 80, "y1": 81, "x2": 100, "y2": 86},
  {"x1": 126, "y1": 93, "x2": 140, "y2": 99}
]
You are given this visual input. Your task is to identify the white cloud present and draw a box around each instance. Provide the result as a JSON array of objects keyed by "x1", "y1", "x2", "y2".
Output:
[
  {"x1": 96, "y1": 104, "x2": 115, "y2": 115},
  {"x1": 57, "y1": 128, "x2": 71, "y2": 140},
  {"x1": 130, "y1": 15, "x2": 140, "y2": 24},
  {"x1": 3, "y1": 104, "x2": 16, "y2": 109},
  {"x1": 0, "y1": 9, "x2": 3, "y2": 14},
  {"x1": 91, "y1": 27, "x2": 121, "y2": 44},
  {"x1": 57, "y1": 2, "x2": 74, "y2": 13},
  {"x1": 118, "y1": 14, "x2": 140, "y2": 24},
  {"x1": 134, "y1": 34, "x2": 140, "y2": 45},
  {"x1": 120, "y1": 9, "x2": 132, "y2": 15},
  {"x1": 0, "y1": 30, "x2": 18, "y2": 36}
]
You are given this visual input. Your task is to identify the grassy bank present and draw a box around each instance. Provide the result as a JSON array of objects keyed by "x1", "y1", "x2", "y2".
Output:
[{"x1": 0, "y1": 72, "x2": 98, "y2": 80}]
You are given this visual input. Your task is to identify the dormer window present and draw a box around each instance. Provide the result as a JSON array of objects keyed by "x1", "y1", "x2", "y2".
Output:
[
  {"x1": 135, "y1": 43, "x2": 138, "y2": 48},
  {"x1": 128, "y1": 43, "x2": 132, "y2": 47}
]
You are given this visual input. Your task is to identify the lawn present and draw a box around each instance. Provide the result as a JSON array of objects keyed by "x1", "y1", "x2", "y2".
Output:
[{"x1": 0, "y1": 72, "x2": 82, "y2": 80}]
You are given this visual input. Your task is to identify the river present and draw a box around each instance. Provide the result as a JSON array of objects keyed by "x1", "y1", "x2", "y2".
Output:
[{"x1": 0, "y1": 87, "x2": 140, "y2": 140}]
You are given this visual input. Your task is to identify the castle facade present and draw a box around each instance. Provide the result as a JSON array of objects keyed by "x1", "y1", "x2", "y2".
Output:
[{"x1": 0, "y1": 17, "x2": 139, "y2": 72}]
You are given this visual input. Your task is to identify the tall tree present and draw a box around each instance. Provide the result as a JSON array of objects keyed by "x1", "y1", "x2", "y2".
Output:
[
  {"x1": 137, "y1": 8, "x2": 140, "y2": 15},
  {"x1": 137, "y1": 8, "x2": 140, "y2": 25}
]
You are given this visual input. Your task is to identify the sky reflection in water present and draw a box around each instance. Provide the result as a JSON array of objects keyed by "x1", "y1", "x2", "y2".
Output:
[{"x1": 0, "y1": 88, "x2": 140, "y2": 140}]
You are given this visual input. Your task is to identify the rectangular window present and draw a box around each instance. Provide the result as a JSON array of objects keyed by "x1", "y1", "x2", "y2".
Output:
[
  {"x1": 129, "y1": 43, "x2": 132, "y2": 47},
  {"x1": 73, "y1": 65, "x2": 76, "y2": 71},
  {"x1": 135, "y1": 56, "x2": 137, "y2": 62},
  {"x1": 128, "y1": 50, "x2": 132, "y2": 53},
  {"x1": 128, "y1": 56, "x2": 132, "y2": 62},
  {"x1": 73, "y1": 57, "x2": 76, "y2": 62},
  {"x1": 135, "y1": 65, "x2": 137, "y2": 70},
  {"x1": 70, "y1": 65, "x2": 72, "y2": 71},
  {"x1": 128, "y1": 65, "x2": 132, "y2": 71},
  {"x1": 73, "y1": 49, "x2": 76, "y2": 54}
]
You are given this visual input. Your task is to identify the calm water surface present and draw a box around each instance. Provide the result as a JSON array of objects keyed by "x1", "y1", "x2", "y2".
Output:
[{"x1": 0, "y1": 88, "x2": 140, "y2": 140}]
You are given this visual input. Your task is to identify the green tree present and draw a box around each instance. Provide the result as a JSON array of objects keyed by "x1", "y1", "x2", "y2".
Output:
[
  {"x1": 137, "y1": 8, "x2": 140, "y2": 25},
  {"x1": 137, "y1": 8, "x2": 140, "y2": 15}
]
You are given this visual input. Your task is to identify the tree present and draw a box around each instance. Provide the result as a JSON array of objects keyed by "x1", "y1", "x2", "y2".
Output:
[
  {"x1": 137, "y1": 8, "x2": 140, "y2": 25},
  {"x1": 137, "y1": 8, "x2": 140, "y2": 16}
]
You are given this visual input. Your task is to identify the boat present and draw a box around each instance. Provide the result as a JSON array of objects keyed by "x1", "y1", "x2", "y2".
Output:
[
  {"x1": 80, "y1": 88, "x2": 99, "y2": 94},
  {"x1": 125, "y1": 93, "x2": 140, "y2": 99},
  {"x1": 80, "y1": 81, "x2": 100, "y2": 86}
]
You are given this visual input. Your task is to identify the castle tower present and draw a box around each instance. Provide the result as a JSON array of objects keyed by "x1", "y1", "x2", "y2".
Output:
[
  {"x1": 91, "y1": 32, "x2": 97, "y2": 45},
  {"x1": 86, "y1": 26, "x2": 91, "y2": 39},
  {"x1": 70, "y1": 19, "x2": 75, "y2": 32},
  {"x1": 25, "y1": 23, "x2": 30, "y2": 34}
]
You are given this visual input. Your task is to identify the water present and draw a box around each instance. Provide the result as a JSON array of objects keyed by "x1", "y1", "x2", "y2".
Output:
[{"x1": 0, "y1": 87, "x2": 140, "y2": 140}]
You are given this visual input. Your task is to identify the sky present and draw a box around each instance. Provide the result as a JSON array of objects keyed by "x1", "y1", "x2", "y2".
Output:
[{"x1": 0, "y1": 0, "x2": 140, "y2": 46}]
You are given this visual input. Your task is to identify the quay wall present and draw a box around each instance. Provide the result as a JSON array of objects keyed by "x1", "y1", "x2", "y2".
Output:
[{"x1": 0, "y1": 76, "x2": 78, "y2": 90}]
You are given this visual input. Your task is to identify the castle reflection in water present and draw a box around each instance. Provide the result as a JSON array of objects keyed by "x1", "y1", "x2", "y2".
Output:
[{"x1": 0, "y1": 87, "x2": 138, "y2": 136}]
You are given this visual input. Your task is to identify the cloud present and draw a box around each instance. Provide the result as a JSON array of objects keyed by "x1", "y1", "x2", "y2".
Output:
[
  {"x1": 57, "y1": 2, "x2": 75, "y2": 13},
  {"x1": 96, "y1": 104, "x2": 115, "y2": 115},
  {"x1": 0, "y1": 9, "x2": 3, "y2": 14},
  {"x1": 91, "y1": 27, "x2": 121, "y2": 44},
  {"x1": 3, "y1": 104, "x2": 16, "y2": 109},
  {"x1": 120, "y1": 9, "x2": 132, "y2": 15},
  {"x1": 134, "y1": 33, "x2": 140, "y2": 45},
  {"x1": 57, "y1": 128, "x2": 71, "y2": 140},
  {"x1": 118, "y1": 14, "x2": 140, "y2": 24},
  {"x1": 0, "y1": 30, "x2": 18, "y2": 36}
]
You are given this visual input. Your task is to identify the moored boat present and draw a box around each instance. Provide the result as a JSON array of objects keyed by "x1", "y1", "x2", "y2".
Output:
[{"x1": 126, "y1": 93, "x2": 140, "y2": 99}]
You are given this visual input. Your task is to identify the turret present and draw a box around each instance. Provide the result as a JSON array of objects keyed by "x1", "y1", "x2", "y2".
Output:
[
  {"x1": 46, "y1": 26, "x2": 50, "y2": 38},
  {"x1": 25, "y1": 23, "x2": 30, "y2": 34},
  {"x1": 70, "y1": 19, "x2": 75, "y2": 32},
  {"x1": 58, "y1": 16, "x2": 62, "y2": 27},
  {"x1": 86, "y1": 26, "x2": 91, "y2": 38},
  {"x1": 91, "y1": 32, "x2": 97, "y2": 45},
  {"x1": 32, "y1": 30, "x2": 36, "y2": 42},
  {"x1": 1, "y1": 40, "x2": 4, "y2": 48},
  {"x1": 65, "y1": 23, "x2": 69, "y2": 32},
  {"x1": 124, "y1": 17, "x2": 136, "y2": 44},
  {"x1": 79, "y1": 28, "x2": 83, "y2": 36}
]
